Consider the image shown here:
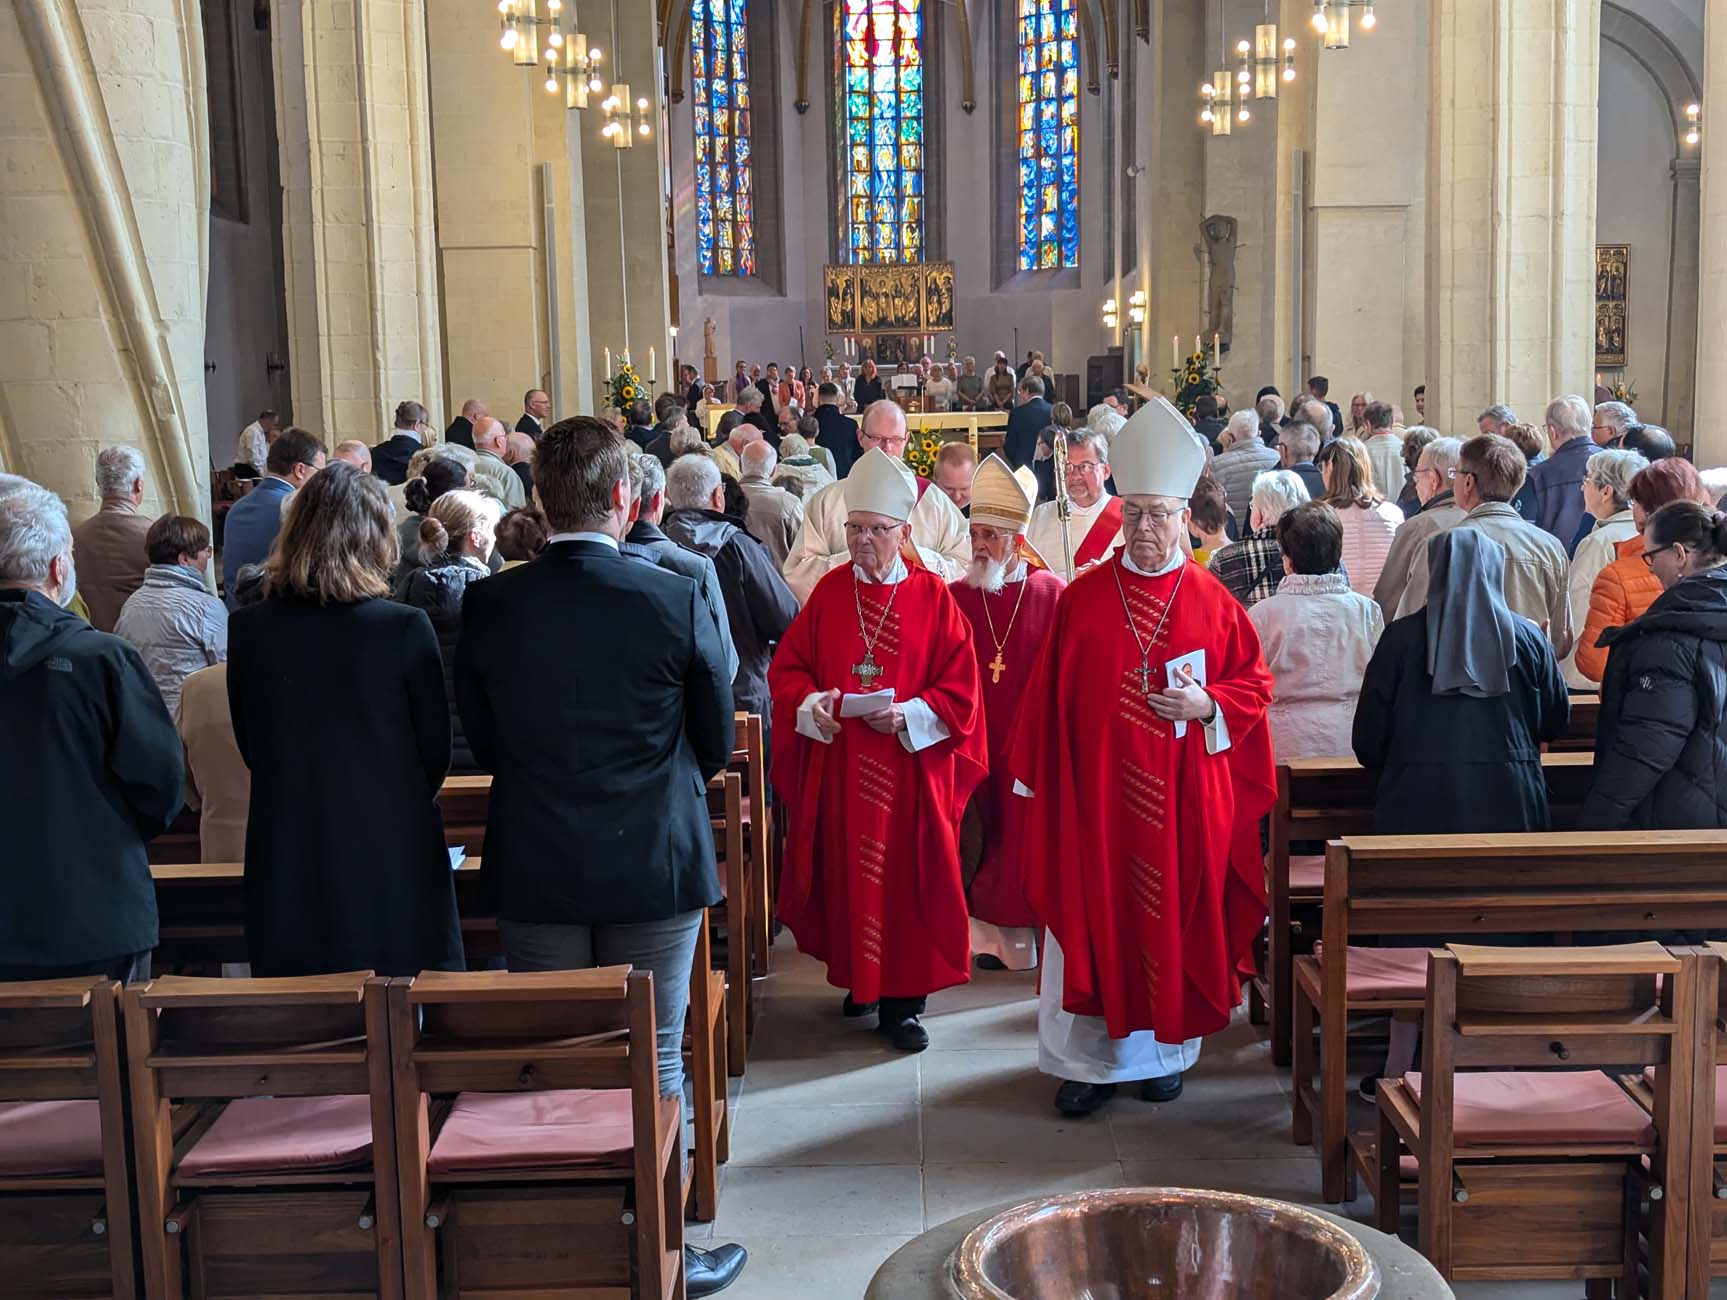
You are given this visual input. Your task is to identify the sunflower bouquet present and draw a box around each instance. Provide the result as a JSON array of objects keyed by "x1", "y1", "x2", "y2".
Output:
[
  {"x1": 904, "y1": 432, "x2": 944, "y2": 480},
  {"x1": 1170, "y1": 349, "x2": 1222, "y2": 421},
  {"x1": 608, "y1": 363, "x2": 646, "y2": 412},
  {"x1": 1611, "y1": 376, "x2": 1638, "y2": 406}
]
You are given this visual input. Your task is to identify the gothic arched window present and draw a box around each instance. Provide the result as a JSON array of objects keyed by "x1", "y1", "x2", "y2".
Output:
[
  {"x1": 692, "y1": 0, "x2": 755, "y2": 276},
  {"x1": 1016, "y1": 0, "x2": 1079, "y2": 270},
  {"x1": 836, "y1": 0, "x2": 925, "y2": 264}
]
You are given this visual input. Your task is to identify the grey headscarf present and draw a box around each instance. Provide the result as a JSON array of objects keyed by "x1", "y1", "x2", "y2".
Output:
[{"x1": 1424, "y1": 527, "x2": 1518, "y2": 698}]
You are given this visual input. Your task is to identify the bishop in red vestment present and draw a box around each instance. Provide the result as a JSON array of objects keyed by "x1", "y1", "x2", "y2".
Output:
[
  {"x1": 948, "y1": 455, "x2": 1064, "y2": 971},
  {"x1": 1011, "y1": 398, "x2": 1276, "y2": 1116},
  {"x1": 769, "y1": 448, "x2": 988, "y2": 1052}
]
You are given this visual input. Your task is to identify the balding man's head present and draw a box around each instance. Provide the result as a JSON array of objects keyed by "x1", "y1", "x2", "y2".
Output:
[
  {"x1": 460, "y1": 398, "x2": 488, "y2": 420},
  {"x1": 504, "y1": 432, "x2": 536, "y2": 466},
  {"x1": 858, "y1": 400, "x2": 909, "y2": 459},
  {"x1": 740, "y1": 440, "x2": 777, "y2": 477},
  {"x1": 474, "y1": 418, "x2": 509, "y2": 455},
  {"x1": 332, "y1": 440, "x2": 372, "y2": 473}
]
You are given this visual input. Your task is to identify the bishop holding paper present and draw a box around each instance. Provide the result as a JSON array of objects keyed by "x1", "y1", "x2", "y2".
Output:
[
  {"x1": 769, "y1": 448, "x2": 988, "y2": 1052},
  {"x1": 1011, "y1": 398, "x2": 1277, "y2": 1116}
]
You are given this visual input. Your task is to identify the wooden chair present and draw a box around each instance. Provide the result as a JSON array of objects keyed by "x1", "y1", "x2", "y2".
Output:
[
  {"x1": 0, "y1": 977, "x2": 137, "y2": 1299},
  {"x1": 123, "y1": 973, "x2": 402, "y2": 1300},
  {"x1": 387, "y1": 968, "x2": 683, "y2": 1300},
  {"x1": 1676, "y1": 941, "x2": 1727, "y2": 1296},
  {"x1": 1371, "y1": 944, "x2": 1696, "y2": 1298},
  {"x1": 1290, "y1": 828, "x2": 1727, "y2": 1204},
  {"x1": 684, "y1": 895, "x2": 730, "y2": 1224},
  {"x1": 707, "y1": 771, "x2": 751, "y2": 1077}
]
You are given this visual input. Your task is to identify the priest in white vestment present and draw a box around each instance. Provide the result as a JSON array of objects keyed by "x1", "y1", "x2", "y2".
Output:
[{"x1": 1024, "y1": 426, "x2": 1123, "y2": 579}]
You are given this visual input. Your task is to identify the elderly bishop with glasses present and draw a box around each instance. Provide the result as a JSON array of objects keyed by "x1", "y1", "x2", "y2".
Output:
[
  {"x1": 1011, "y1": 398, "x2": 1277, "y2": 1116},
  {"x1": 769, "y1": 448, "x2": 988, "y2": 1052}
]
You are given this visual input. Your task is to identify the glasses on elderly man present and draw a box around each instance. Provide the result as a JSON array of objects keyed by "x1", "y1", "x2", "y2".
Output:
[
  {"x1": 1120, "y1": 505, "x2": 1184, "y2": 530},
  {"x1": 844, "y1": 522, "x2": 902, "y2": 540}
]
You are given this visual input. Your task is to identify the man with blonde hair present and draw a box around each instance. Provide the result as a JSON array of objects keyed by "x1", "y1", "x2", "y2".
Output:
[
  {"x1": 72, "y1": 446, "x2": 154, "y2": 630},
  {"x1": 931, "y1": 440, "x2": 979, "y2": 513}
]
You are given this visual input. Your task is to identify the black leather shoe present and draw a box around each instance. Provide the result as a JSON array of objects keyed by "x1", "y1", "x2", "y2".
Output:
[
  {"x1": 879, "y1": 1014, "x2": 930, "y2": 1052},
  {"x1": 1139, "y1": 1073, "x2": 1184, "y2": 1103},
  {"x1": 686, "y1": 1243, "x2": 747, "y2": 1296},
  {"x1": 1054, "y1": 1080, "x2": 1116, "y2": 1116},
  {"x1": 842, "y1": 994, "x2": 878, "y2": 1019},
  {"x1": 975, "y1": 953, "x2": 1008, "y2": 971}
]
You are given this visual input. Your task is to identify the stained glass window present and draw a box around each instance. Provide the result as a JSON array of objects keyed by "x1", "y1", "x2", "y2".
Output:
[
  {"x1": 836, "y1": 0, "x2": 924, "y2": 264},
  {"x1": 692, "y1": 0, "x2": 755, "y2": 277},
  {"x1": 1016, "y1": 0, "x2": 1079, "y2": 270}
]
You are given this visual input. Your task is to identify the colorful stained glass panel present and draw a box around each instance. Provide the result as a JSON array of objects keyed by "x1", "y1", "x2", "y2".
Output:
[
  {"x1": 692, "y1": 0, "x2": 755, "y2": 276},
  {"x1": 1016, "y1": 0, "x2": 1078, "y2": 270},
  {"x1": 836, "y1": 0, "x2": 923, "y2": 264}
]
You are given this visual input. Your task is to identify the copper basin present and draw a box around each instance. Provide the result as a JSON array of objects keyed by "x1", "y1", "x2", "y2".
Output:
[{"x1": 947, "y1": 1188, "x2": 1381, "y2": 1300}]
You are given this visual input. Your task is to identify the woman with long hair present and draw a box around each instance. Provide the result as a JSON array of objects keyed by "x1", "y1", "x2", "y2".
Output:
[
  {"x1": 226, "y1": 462, "x2": 462, "y2": 976},
  {"x1": 1317, "y1": 435, "x2": 1404, "y2": 596}
]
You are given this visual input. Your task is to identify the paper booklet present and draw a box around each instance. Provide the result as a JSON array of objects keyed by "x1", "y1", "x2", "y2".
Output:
[
  {"x1": 1164, "y1": 649, "x2": 1207, "y2": 739},
  {"x1": 839, "y1": 687, "x2": 897, "y2": 717}
]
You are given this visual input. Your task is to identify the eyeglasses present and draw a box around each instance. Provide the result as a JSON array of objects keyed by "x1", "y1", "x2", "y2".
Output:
[
  {"x1": 1120, "y1": 506, "x2": 1184, "y2": 529},
  {"x1": 844, "y1": 523, "x2": 902, "y2": 540},
  {"x1": 1642, "y1": 544, "x2": 1676, "y2": 569},
  {"x1": 1064, "y1": 459, "x2": 1106, "y2": 476}
]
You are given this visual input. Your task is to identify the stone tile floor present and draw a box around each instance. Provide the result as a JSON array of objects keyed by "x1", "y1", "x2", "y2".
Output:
[{"x1": 706, "y1": 937, "x2": 1721, "y2": 1299}]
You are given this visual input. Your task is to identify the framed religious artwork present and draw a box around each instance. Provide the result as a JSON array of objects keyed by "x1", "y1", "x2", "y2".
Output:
[
  {"x1": 921, "y1": 262, "x2": 956, "y2": 331},
  {"x1": 826, "y1": 260, "x2": 957, "y2": 340},
  {"x1": 1595, "y1": 244, "x2": 1628, "y2": 368},
  {"x1": 824, "y1": 265, "x2": 859, "y2": 335}
]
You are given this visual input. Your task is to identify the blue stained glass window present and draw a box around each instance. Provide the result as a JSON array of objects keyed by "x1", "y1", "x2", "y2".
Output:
[
  {"x1": 836, "y1": 0, "x2": 923, "y2": 264},
  {"x1": 692, "y1": 0, "x2": 755, "y2": 276},
  {"x1": 1017, "y1": 0, "x2": 1078, "y2": 270}
]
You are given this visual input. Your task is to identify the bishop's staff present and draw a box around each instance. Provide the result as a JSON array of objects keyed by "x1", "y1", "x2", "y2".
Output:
[{"x1": 1050, "y1": 427, "x2": 1076, "y2": 582}]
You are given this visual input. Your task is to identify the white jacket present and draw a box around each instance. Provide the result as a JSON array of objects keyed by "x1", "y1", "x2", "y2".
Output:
[
  {"x1": 1248, "y1": 572, "x2": 1384, "y2": 761},
  {"x1": 1362, "y1": 432, "x2": 1407, "y2": 503},
  {"x1": 781, "y1": 476, "x2": 970, "y2": 603},
  {"x1": 1561, "y1": 509, "x2": 1638, "y2": 690}
]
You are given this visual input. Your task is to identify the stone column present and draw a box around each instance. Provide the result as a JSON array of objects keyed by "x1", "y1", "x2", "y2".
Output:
[
  {"x1": 274, "y1": 0, "x2": 444, "y2": 436},
  {"x1": 1695, "y1": 0, "x2": 1727, "y2": 464},
  {"x1": 1426, "y1": 0, "x2": 1599, "y2": 436},
  {"x1": 0, "y1": 0, "x2": 208, "y2": 520}
]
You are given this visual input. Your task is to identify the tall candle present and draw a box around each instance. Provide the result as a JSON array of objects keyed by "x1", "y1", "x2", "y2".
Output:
[
  {"x1": 1213, "y1": 333, "x2": 1221, "y2": 369},
  {"x1": 649, "y1": 346, "x2": 656, "y2": 384},
  {"x1": 604, "y1": 346, "x2": 611, "y2": 377},
  {"x1": 1172, "y1": 335, "x2": 1180, "y2": 370}
]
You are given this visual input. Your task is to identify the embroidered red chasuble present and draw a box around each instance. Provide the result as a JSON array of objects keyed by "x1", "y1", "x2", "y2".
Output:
[
  {"x1": 1011, "y1": 553, "x2": 1276, "y2": 1041},
  {"x1": 769, "y1": 566, "x2": 988, "y2": 1001},
  {"x1": 948, "y1": 568, "x2": 1065, "y2": 928}
]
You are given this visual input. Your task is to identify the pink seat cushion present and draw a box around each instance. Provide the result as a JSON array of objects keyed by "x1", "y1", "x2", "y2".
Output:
[
  {"x1": 178, "y1": 1096, "x2": 375, "y2": 1177},
  {"x1": 0, "y1": 1100, "x2": 104, "y2": 1176},
  {"x1": 1289, "y1": 855, "x2": 1325, "y2": 893},
  {"x1": 1406, "y1": 1071, "x2": 1654, "y2": 1149},
  {"x1": 1312, "y1": 945, "x2": 1428, "y2": 999},
  {"x1": 428, "y1": 1090, "x2": 634, "y2": 1175}
]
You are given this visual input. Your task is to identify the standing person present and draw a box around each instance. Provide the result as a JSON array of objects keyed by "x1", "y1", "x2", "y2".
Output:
[
  {"x1": 1210, "y1": 469, "x2": 1312, "y2": 609},
  {"x1": 1249, "y1": 503, "x2": 1384, "y2": 759},
  {"x1": 177, "y1": 565, "x2": 268, "y2": 861},
  {"x1": 1278, "y1": 422, "x2": 1327, "y2": 500},
  {"x1": 1345, "y1": 391, "x2": 1374, "y2": 439},
  {"x1": 812, "y1": 382, "x2": 861, "y2": 478},
  {"x1": 985, "y1": 352, "x2": 1018, "y2": 410},
  {"x1": 1360, "y1": 402, "x2": 1406, "y2": 502},
  {"x1": 736, "y1": 441, "x2": 805, "y2": 572},
  {"x1": 768, "y1": 448, "x2": 988, "y2": 1051},
  {"x1": 516, "y1": 388, "x2": 551, "y2": 440},
  {"x1": 72, "y1": 446, "x2": 156, "y2": 631},
  {"x1": 1191, "y1": 395, "x2": 1228, "y2": 451},
  {"x1": 852, "y1": 358, "x2": 885, "y2": 410},
  {"x1": 1413, "y1": 385, "x2": 1427, "y2": 421},
  {"x1": 925, "y1": 363, "x2": 956, "y2": 412},
  {"x1": 237, "y1": 409, "x2": 280, "y2": 474},
  {"x1": 0, "y1": 474, "x2": 183, "y2": 982},
  {"x1": 1306, "y1": 376, "x2": 1344, "y2": 443},
  {"x1": 226, "y1": 462, "x2": 462, "y2": 977},
  {"x1": 1581, "y1": 500, "x2": 1727, "y2": 829},
  {"x1": 1354, "y1": 528, "x2": 1569, "y2": 833},
  {"x1": 1394, "y1": 427, "x2": 1438, "y2": 517},
  {"x1": 1003, "y1": 375, "x2": 1054, "y2": 470},
  {"x1": 931, "y1": 441, "x2": 979, "y2": 514},
  {"x1": 1211, "y1": 410, "x2": 1280, "y2": 528},
  {"x1": 1374, "y1": 436, "x2": 1466, "y2": 620},
  {"x1": 220, "y1": 428, "x2": 327, "y2": 608},
  {"x1": 623, "y1": 398, "x2": 656, "y2": 450},
  {"x1": 1011, "y1": 398, "x2": 1276, "y2": 1117},
  {"x1": 470, "y1": 418, "x2": 529, "y2": 510},
  {"x1": 623, "y1": 454, "x2": 740, "y2": 684},
  {"x1": 1316, "y1": 436, "x2": 1403, "y2": 597},
  {"x1": 114, "y1": 515, "x2": 227, "y2": 718},
  {"x1": 955, "y1": 356, "x2": 985, "y2": 411},
  {"x1": 1560, "y1": 448, "x2": 1647, "y2": 688},
  {"x1": 948, "y1": 456, "x2": 1065, "y2": 972},
  {"x1": 371, "y1": 401, "x2": 431, "y2": 486},
  {"x1": 1593, "y1": 401, "x2": 1636, "y2": 448},
  {"x1": 445, "y1": 398, "x2": 487, "y2": 449},
  {"x1": 1528, "y1": 395, "x2": 1596, "y2": 551},
  {"x1": 1256, "y1": 393, "x2": 1285, "y2": 447},
  {"x1": 1187, "y1": 476, "x2": 1233, "y2": 566},
  {"x1": 772, "y1": 432, "x2": 837, "y2": 500}
]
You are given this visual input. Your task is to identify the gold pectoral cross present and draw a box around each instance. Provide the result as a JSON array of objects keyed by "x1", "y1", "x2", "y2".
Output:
[
  {"x1": 988, "y1": 650, "x2": 1006, "y2": 685},
  {"x1": 852, "y1": 653, "x2": 883, "y2": 688},
  {"x1": 1134, "y1": 658, "x2": 1156, "y2": 702}
]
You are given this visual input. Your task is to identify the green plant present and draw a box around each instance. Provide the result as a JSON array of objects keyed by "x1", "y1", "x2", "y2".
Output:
[{"x1": 1170, "y1": 350, "x2": 1221, "y2": 420}]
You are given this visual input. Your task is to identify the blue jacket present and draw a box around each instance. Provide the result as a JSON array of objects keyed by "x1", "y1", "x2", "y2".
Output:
[
  {"x1": 221, "y1": 477, "x2": 295, "y2": 607},
  {"x1": 1004, "y1": 397, "x2": 1053, "y2": 469},
  {"x1": 1527, "y1": 436, "x2": 1595, "y2": 555}
]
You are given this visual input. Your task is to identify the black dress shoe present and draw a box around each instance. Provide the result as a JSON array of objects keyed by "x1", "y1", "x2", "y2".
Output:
[
  {"x1": 1139, "y1": 1073, "x2": 1184, "y2": 1103},
  {"x1": 842, "y1": 994, "x2": 878, "y2": 1019},
  {"x1": 1054, "y1": 1080, "x2": 1116, "y2": 1116},
  {"x1": 879, "y1": 1013, "x2": 930, "y2": 1052},
  {"x1": 686, "y1": 1243, "x2": 748, "y2": 1296},
  {"x1": 975, "y1": 953, "x2": 1008, "y2": 971}
]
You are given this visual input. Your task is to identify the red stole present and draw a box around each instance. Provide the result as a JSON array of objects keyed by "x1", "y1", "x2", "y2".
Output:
[
  {"x1": 1010, "y1": 555, "x2": 1276, "y2": 1041},
  {"x1": 1073, "y1": 496, "x2": 1125, "y2": 568},
  {"x1": 769, "y1": 567, "x2": 988, "y2": 1000},
  {"x1": 948, "y1": 569, "x2": 1066, "y2": 928}
]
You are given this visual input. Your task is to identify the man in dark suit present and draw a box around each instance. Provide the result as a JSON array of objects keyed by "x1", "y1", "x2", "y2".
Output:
[
  {"x1": 1003, "y1": 374, "x2": 1054, "y2": 470},
  {"x1": 444, "y1": 398, "x2": 486, "y2": 449},
  {"x1": 812, "y1": 382, "x2": 860, "y2": 479},
  {"x1": 756, "y1": 363, "x2": 779, "y2": 425},
  {"x1": 516, "y1": 388, "x2": 551, "y2": 440},
  {"x1": 221, "y1": 428, "x2": 326, "y2": 608},
  {"x1": 1307, "y1": 376, "x2": 1344, "y2": 445},
  {"x1": 370, "y1": 401, "x2": 429, "y2": 486},
  {"x1": 736, "y1": 388, "x2": 775, "y2": 446},
  {"x1": 454, "y1": 417, "x2": 746, "y2": 1297},
  {"x1": 681, "y1": 363, "x2": 704, "y2": 413},
  {"x1": 623, "y1": 398, "x2": 656, "y2": 450}
]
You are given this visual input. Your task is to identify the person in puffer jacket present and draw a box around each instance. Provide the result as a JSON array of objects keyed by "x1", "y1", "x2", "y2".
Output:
[
  {"x1": 1582, "y1": 499, "x2": 1727, "y2": 829},
  {"x1": 400, "y1": 489, "x2": 499, "y2": 775}
]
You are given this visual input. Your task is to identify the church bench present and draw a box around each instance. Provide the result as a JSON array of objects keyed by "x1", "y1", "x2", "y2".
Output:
[
  {"x1": 122, "y1": 972, "x2": 404, "y2": 1300},
  {"x1": 387, "y1": 968, "x2": 683, "y2": 1300},
  {"x1": 731, "y1": 711, "x2": 774, "y2": 982},
  {"x1": 708, "y1": 771, "x2": 753, "y2": 1078},
  {"x1": 1290, "y1": 828, "x2": 1727, "y2": 1205},
  {"x1": 145, "y1": 807, "x2": 202, "y2": 866},
  {"x1": 1667, "y1": 941, "x2": 1727, "y2": 1296},
  {"x1": 1259, "y1": 751, "x2": 1596, "y2": 1069},
  {"x1": 1369, "y1": 944, "x2": 1697, "y2": 1298},
  {"x1": 1552, "y1": 693, "x2": 1600, "y2": 753},
  {"x1": 0, "y1": 977, "x2": 138, "y2": 1299}
]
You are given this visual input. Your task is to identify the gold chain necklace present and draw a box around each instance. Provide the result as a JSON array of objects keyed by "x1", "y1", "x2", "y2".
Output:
[
  {"x1": 1113, "y1": 560, "x2": 1185, "y2": 703},
  {"x1": 851, "y1": 573, "x2": 901, "y2": 688},
  {"x1": 978, "y1": 567, "x2": 1030, "y2": 685}
]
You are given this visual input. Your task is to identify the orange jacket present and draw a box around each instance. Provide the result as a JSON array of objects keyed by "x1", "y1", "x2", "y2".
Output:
[{"x1": 1575, "y1": 535, "x2": 1662, "y2": 683}]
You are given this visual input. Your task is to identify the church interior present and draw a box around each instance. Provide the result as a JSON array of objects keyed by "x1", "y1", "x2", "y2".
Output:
[{"x1": 5, "y1": 0, "x2": 1727, "y2": 1297}]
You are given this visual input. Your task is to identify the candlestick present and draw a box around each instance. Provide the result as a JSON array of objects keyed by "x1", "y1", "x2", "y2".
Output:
[{"x1": 649, "y1": 347, "x2": 656, "y2": 384}]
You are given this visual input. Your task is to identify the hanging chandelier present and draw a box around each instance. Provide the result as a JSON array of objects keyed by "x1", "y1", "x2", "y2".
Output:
[
  {"x1": 1200, "y1": 2, "x2": 1296, "y2": 132},
  {"x1": 498, "y1": 0, "x2": 604, "y2": 110},
  {"x1": 1311, "y1": 1, "x2": 1377, "y2": 51}
]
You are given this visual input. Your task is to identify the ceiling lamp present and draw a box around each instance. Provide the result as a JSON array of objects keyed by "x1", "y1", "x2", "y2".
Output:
[
  {"x1": 1324, "y1": 2, "x2": 1350, "y2": 49},
  {"x1": 601, "y1": 84, "x2": 652, "y2": 147},
  {"x1": 499, "y1": 0, "x2": 600, "y2": 110},
  {"x1": 1251, "y1": 21, "x2": 1293, "y2": 98}
]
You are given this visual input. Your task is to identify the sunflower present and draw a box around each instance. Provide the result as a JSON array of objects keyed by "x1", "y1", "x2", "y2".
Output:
[{"x1": 622, "y1": 386, "x2": 636, "y2": 399}]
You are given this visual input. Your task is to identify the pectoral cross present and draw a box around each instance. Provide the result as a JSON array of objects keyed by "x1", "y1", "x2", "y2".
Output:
[
  {"x1": 1134, "y1": 657, "x2": 1155, "y2": 702},
  {"x1": 987, "y1": 650, "x2": 1006, "y2": 685},
  {"x1": 852, "y1": 653, "x2": 883, "y2": 688}
]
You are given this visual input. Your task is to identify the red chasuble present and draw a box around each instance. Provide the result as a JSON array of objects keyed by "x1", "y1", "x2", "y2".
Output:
[
  {"x1": 769, "y1": 566, "x2": 989, "y2": 1001},
  {"x1": 1073, "y1": 496, "x2": 1125, "y2": 568},
  {"x1": 1011, "y1": 554, "x2": 1276, "y2": 1041},
  {"x1": 948, "y1": 568, "x2": 1066, "y2": 928}
]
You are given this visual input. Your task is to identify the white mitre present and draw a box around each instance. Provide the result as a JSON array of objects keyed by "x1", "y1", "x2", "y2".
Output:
[
  {"x1": 969, "y1": 453, "x2": 1034, "y2": 533},
  {"x1": 1109, "y1": 395, "x2": 1208, "y2": 499},
  {"x1": 843, "y1": 446, "x2": 918, "y2": 522}
]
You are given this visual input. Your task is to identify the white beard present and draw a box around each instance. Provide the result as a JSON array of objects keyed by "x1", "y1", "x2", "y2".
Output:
[{"x1": 965, "y1": 555, "x2": 1009, "y2": 593}]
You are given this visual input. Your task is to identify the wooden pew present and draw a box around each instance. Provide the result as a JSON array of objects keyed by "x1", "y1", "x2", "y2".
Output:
[
  {"x1": 124, "y1": 973, "x2": 403, "y2": 1300},
  {"x1": 1553, "y1": 693, "x2": 1600, "y2": 753},
  {"x1": 731, "y1": 712, "x2": 773, "y2": 981},
  {"x1": 0, "y1": 977, "x2": 137, "y2": 1300},
  {"x1": 1258, "y1": 751, "x2": 1596, "y2": 1068},
  {"x1": 1372, "y1": 944, "x2": 1696, "y2": 1299},
  {"x1": 1679, "y1": 942, "x2": 1727, "y2": 1296},
  {"x1": 145, "y1": 807, "x2": 202, "y2": 866},
  {"x1": 708, "y1": 772, "x2": 752, "y2": 1078},
  {"x1": 388, "y1": 969, "x2": 683, "y2": 1300},
  {"x1": 1290, "y1": 829, "x2": 1727, "y2": 1205}
]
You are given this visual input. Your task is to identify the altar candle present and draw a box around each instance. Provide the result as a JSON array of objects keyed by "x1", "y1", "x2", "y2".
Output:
[
  {"x1": 604, "y1": 346, "x2": 611, "y2": 377},
  {"x1": 1213, "y1": 333, "x2": 1221, "y2": 369},
  {"x1": 649, "y1": 347, "x2": 656, "y2": 384},
  {"x1": 1172, "y1": 335, "x2": 1180, "y2": 370}
]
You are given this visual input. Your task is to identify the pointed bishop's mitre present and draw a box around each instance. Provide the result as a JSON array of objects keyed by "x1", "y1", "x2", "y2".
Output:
[
  {"x1": 1109, "y1": 395, "x2": 1208, "y2": 499},
  {"x1": 968, "y1": 453, "x2": 1033, "y2": 533},
  {"x1": 843, "y1": 446, "x2": 918, "y2": 522}
]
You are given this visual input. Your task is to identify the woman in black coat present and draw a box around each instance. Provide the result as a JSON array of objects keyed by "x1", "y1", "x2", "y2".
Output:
[
  {"x1": 1581, "y1": 500, "x2": 1727, "y2": 830},
  {"x1": 852, "y1": 359, "x2": 885, "y2": 409},
  {"x1": 1353, "y1": 528, "x2": 1569, "y2": 833},
  {"x1": 227, "y1": 462, "x2": 462, "y2": 976}
]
